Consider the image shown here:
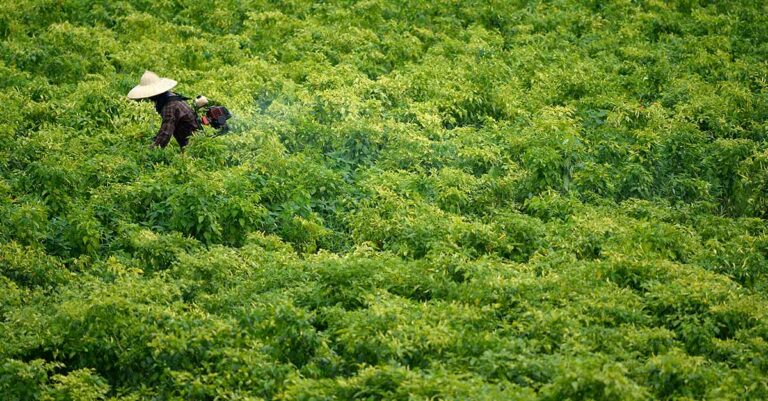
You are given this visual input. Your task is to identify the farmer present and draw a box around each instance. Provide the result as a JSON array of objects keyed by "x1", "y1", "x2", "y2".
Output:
[{"x1": 126, "y1": 71, "x2": 200, "y2": 149}]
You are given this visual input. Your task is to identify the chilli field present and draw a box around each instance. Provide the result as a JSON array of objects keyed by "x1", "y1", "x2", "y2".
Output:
[{"x1": 2, "y1": 0, "x2": 768, "y2": 400}]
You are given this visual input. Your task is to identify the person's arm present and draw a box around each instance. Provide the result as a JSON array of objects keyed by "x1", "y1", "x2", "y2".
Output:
[{"x1": 152, "y1": 103, "x2": 179, "y2": 148}]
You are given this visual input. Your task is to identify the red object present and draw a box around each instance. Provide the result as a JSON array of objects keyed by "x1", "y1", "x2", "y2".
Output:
[{"x1": 202, "y1": 116, "x2": 209, "y2": 125}]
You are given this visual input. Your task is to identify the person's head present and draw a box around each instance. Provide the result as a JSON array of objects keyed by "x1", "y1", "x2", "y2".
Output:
[
  {"x1": 126, "y1": 71, "x2": 177, "y2": 101},
  {"x1": 148, "y1": 91, "x2": 172, "y2": 103}
]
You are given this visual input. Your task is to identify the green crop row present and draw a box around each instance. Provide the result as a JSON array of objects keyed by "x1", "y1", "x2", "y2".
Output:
[{"x1": 1, "y1": 0, "x2": 767, "y2": 399}]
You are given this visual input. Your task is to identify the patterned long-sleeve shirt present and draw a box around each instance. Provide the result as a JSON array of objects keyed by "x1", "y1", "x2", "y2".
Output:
[{"x1": 153, "y1": 99, "x2": 201, "y2": 148}]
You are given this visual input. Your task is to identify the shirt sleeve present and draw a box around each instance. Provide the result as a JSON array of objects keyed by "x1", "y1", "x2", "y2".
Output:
[{"x1": 153, "y1": 103, "x2": 179, "y2": 148}]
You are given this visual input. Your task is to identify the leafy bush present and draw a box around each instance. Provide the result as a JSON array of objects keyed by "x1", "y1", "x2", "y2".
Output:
[{"x1": 1, "y1": 0, "x2": 766, "y2": 399}]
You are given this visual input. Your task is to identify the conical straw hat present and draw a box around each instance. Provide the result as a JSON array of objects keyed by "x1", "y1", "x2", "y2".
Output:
[{"x1": 126, "y1": 71, "x2": 177, "y2": 99}]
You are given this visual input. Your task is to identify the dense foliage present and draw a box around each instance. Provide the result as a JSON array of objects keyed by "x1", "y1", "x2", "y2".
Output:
[{"x1": 1, "y1": 0, "x2": 767, "y2": 399}]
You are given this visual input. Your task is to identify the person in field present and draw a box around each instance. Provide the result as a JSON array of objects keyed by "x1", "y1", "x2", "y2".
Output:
[{"x1": 126, "y1": 71, "x2": 200, "y2": 149}]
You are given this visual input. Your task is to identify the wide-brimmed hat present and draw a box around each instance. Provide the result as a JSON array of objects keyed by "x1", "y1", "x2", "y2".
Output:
[{"x1": 126, "y1": 71, "x2": 177, "y2": 99}]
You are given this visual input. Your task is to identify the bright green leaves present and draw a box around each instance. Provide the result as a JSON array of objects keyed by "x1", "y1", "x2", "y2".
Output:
[
  {"x1": 0, "y1": 242, "x2": 72, "y2": 290},
  {"x1": 0, "y1": 360, "x2": 109, "y2": 401},
  {"x1": 735, "y1": 149, "x2": 768, "y2": 218},
  {"x1": 540, "y1": 358, "x2": 649, "y2": 401},
  {"x1": 3, "y1": 22, "x2": 117, "y2": 85},
  {"x1": 1, "y1": 0, "x2": 767, "y2": 399},
  {"x1": 120, "y1": 225, "x2": 199, "y2": 272}
]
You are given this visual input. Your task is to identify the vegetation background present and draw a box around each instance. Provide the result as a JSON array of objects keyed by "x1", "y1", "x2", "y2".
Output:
[{"x1": 1, "y1": 0, "x2": 767, "y2": 399}]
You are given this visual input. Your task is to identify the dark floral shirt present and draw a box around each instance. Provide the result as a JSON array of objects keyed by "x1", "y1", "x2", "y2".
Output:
[{"x1": 153, "y1": 99, "x2": 201, "y2": 148}]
